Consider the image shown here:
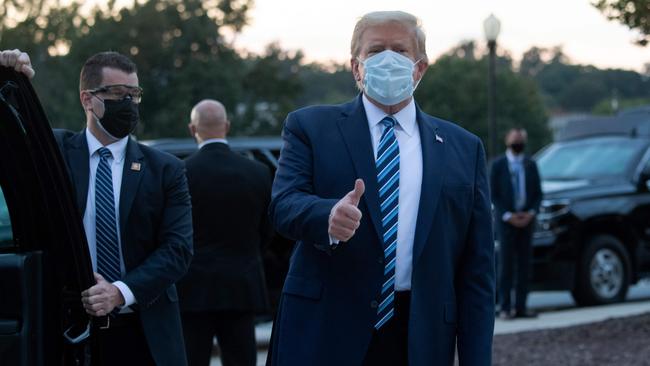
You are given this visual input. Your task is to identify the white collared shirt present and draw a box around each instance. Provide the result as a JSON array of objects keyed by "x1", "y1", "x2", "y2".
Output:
[
  {"x1": 83, "y1": 129, "x2": 136, "y2": 308},
  {"x1": 363, "y1": 94, "x2": 423, "y2": 291},
  {"x1": 199, "y1": 138, "x2": 228, "y2": 149}
]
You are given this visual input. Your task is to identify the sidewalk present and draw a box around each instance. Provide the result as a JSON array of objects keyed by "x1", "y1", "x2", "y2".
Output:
[
  {"x1": 210, "y1": 299, "x2": 650, "y2": 365},
  {"x1": 495, "y1": 299, "x2": 650, "y2": 334}
]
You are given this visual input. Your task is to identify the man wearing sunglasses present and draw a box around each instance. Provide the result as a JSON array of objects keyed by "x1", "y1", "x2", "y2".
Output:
[{"x1": 0, "y1": 49, "x2": 193, "y2": 366}]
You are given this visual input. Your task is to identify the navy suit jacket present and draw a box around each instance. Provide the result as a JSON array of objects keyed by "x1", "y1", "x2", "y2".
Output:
[
  {"x1": 267, "y1": 96, "x2": 495, "y2": 366},
  {"x1": 54, "y1": 130, "x2": 193, "y2": 366},
  {"x1": 489, "y1": 154, "x2": 543, "y2": 224}
]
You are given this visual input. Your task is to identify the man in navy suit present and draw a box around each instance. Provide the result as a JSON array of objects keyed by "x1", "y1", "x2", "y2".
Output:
[
  {"x1": 490, "y1": 128, "x2": 542, "y2": 319},
  {"x1": 1, "y1": 49, "x2": 193, "y2": 365},
  {"x1": 267, "y1": 11, "x2": 495, "y2": 366}
]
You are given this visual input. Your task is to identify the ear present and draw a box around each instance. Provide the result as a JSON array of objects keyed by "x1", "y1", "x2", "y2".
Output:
[
  {"x1": 225, "y1": 120, "x2": 231, "y2": 134},
  {"x1": 188, "y1": 123, "x2": 196, "y2": 137},
  {"x1": 80, "y1": 91, "x2": 93, "y2": 111},
  {"x1": 414, "y1": 60, "x2": 429, "y2": 83},
  {"x1": 350, "y1": 58, "x2": 361, "y2": 81}
]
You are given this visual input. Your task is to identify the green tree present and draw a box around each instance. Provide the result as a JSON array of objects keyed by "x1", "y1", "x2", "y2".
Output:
[
  {"x1": 236, "y1": 43, "x2": 304, "y2": 136},
  {"x1": 295, "y1": 62, "x2": 357, "y2": 107},
  {"x1": 416, "y1": 45, "x2": 550, "y2": 154},
  {"x1": 519, "y1": 45, "x2": 650, "y2": 113},
  {"x1": 593, "y1": 0, "x2": 650, "y2": 46},
  {"x1": 592, "y1": 96, "x2": 650, "y2": 114},
  {"x1": 0, "y1": 0, "x2": 259, "y2": 138}
]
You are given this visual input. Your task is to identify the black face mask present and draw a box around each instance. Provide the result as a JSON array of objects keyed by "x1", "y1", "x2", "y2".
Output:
[
  {"x1": 93, "y1": 96, "x2": 139, "y2": 139},
  {"x1": 509, "y1": 143, "x2": 525, "y2": 154}
]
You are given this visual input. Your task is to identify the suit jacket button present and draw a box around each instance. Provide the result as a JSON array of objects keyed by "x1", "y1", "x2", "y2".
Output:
[{"x1": 370, "y1": 300, "x2": 379, "y2": 309}]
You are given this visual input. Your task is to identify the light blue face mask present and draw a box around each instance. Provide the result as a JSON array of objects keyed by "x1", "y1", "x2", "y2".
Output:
[{"x1": 359, "y1": 50, "x2": 421, "y2": 106}]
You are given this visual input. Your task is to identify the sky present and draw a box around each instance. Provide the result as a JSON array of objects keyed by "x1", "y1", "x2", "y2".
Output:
[{"x1": 230, "y1": 0, "x2": 650, "y2": 72}]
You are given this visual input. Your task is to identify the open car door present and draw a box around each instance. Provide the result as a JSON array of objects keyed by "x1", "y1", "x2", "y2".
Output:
[{"x1": 0, "y1": 67, "x2": 96, "y2": 365}]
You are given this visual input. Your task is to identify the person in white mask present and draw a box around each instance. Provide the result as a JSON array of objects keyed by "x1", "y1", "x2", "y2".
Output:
[{"x1": 267, "y1": 11, "x2": 494, "y2": 366}]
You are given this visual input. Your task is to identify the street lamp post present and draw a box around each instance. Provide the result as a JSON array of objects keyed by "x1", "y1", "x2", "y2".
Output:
[{"x1": 484, "y1": 14, "x2": 501, "y2": 159}]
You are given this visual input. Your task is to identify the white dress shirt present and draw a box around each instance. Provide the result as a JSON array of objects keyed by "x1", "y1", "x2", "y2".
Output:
[
  {"x1": 363, "y1": 95, "x2": 423, "y2": 291},
  {"x1": 83, "y1": 129, "x2": 136, "y2": 308},
  {"x1": 502, "y1": 149, "x2": 527, "y2": 221},
  {"x1": 199, "y1": 137, "x2": 228, "y2": 149}
]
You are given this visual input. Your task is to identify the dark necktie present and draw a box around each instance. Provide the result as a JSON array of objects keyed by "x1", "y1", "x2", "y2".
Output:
[
  {"x1": 511, "y1": 162, "x2": 524, "y2": 210},
  {"x1": 95, "y1": 147, "x2": 121, "y2": 283},
  {"x1": 375, "y1": 116, "x2": 400, "y2": 330}
]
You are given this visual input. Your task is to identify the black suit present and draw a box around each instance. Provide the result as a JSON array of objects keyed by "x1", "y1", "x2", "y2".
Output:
[
  {"x1": 178, "y1": 141, "x2": 272, "y2": 366},
  {"x1": 54, "y1": 129, "x2": 193, "y2": 366},
  {"x1": 490, "y1": 154, "x2": 542, "y2": 314}
]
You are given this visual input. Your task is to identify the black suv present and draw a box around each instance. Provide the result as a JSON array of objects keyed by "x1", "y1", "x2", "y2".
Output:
[
  {"x1": 140, "y1": 137, "x2": 292, "y2": 318},
  {"x1": 532, "y1": 106, "x2": 650, "y2": 306}
]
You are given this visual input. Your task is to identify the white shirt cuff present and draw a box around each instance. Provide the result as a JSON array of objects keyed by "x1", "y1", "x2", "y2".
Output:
[
  {"x1": 113, "y1": 280, "x2": 136, "y2": 307},
  {"x1": 328, "y1": 204, "x2": 341, "y2": 246},
  {"x1": 329, "y1": 234, "x2": 340, "y2": 246},
  {"x1": 502, "y1": 212, "x2": 513, "y2": 222}
]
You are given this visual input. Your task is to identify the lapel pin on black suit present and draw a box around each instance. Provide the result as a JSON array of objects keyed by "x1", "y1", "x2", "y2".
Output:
[
  {"x1": 130, "y1": 162, "x2": 141, "y2": 171},
  {"x1": 435, "y1": 133, "x2": 444, "y2": 144}
]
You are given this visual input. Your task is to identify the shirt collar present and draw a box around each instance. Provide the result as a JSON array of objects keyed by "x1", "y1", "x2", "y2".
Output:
[
  {"x1": 506, "y1": 149, "x2": 524, "y2": 163},
  {"x1": 85, "y1": 128, "x2": 128, "y2": 163},
  {"x1": 362, "y1": 94, "x2": 417, "y2": 137},
  {"x1": 199, "y1": 138, "x2": 228, "y2": 149}
]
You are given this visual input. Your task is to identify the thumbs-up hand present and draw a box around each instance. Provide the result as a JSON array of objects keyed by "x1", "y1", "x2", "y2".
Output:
[{"x1": 328, "y1": 179, "x2": 365, "y2": 242}]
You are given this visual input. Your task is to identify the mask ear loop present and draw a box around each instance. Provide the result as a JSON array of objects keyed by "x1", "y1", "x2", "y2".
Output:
[
  {"x1": 355, "y1": 57, "x2": 366, "y2": 86},
  {"x1": 412, "y1": 58, "x2": 424, "y2": 90},
  {"x1": 86, "y1": 93, "x2": 118, "y2": 140},
  {"x1": 87, "y1": 93, "x2": 105, "y2": 122}
]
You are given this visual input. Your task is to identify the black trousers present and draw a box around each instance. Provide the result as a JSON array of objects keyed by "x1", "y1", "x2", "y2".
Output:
[
  {"x1": 182, "y1": 310, "x2": 256, "y2": 366},
  {"x1": 498, "y1": 223, "x2": 533, "y2": 314},
  {"x1": 95, "y1": 312, "x2": 155, "y2": 366},
  {"x1": 362, "y1": 291, "x2": 411, "y2": 366}
]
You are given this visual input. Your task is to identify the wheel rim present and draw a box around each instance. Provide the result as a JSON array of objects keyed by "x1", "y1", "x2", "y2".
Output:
[{"x1": 589, "y1": 248, "x2": 624, "y2": 299}]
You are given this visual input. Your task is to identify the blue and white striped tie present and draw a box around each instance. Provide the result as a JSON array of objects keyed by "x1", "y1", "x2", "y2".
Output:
[
  {"x1": 95, "y1": 147, "x2": 121, "y2": 283},
  {"x1": 375, "y1": 116, "x2": 399, "y2": 330}
]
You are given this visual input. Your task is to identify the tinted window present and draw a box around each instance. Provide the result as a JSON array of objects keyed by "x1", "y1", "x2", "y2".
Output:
[
  {"x1": 537, "y1": 137, "x2": 647, "y2": 180},
  {"x1": 0, "y1": 185, "x2": 12, "y2": 246}
]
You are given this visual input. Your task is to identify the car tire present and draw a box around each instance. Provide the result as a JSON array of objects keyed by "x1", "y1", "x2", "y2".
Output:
[{"x1": 572, "y1": 234, "x2": 630, "y2": 306}]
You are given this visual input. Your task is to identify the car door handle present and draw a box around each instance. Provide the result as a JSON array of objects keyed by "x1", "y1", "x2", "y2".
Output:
[{"x1": 63, "y1": 321, "x2": 90, "y2": 344}]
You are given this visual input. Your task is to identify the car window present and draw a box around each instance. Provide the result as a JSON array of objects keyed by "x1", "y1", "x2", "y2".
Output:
[
  {"x1": 537, "y1": 137, "x2": 647, "y2": 180},
  {"x1": 236, "y1": 150, "x2": 255, "y2": 161},
  {"x1": 251, "y1": 150, "x2": 278, "y2": 172},
  {"x1": 0, "y1": 185, "x2": 13, "y2": 247}
]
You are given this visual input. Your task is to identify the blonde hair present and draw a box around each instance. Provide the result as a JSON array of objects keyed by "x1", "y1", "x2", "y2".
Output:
[{"x1": 351, "y1": 11, "x2": 428, "y2": 63}]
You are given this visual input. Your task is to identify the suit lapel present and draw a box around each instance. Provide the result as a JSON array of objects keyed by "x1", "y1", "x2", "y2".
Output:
[
  {"x1": 119, "y1": 138, "x2": 145, "y2": 244},
  {"x1": 336, "y1": 96, "x2": 383, "y2": 243},
  {"x1": 66, "y1": 131, "x2": 90, "y2": 214},
  {"x1": 412, "y1": 109, "x2": 445, "y2": 267}
]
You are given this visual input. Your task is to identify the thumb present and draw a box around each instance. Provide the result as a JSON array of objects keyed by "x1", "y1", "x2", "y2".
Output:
[
  {"x1": 93, "y1": 272, "x2": 106, "y2": 284},
  {"x1": 345, "y1": 179, "x2": 365, "y2": 206}
]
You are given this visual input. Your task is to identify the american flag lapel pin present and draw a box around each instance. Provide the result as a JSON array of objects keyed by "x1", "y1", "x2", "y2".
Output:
[{"x1": 130, "y1": 162, "x2": 141, "y2": 171}]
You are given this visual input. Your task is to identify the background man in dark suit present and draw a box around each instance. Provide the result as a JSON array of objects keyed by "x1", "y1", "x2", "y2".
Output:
[
  {"x1": 267, "y1": 11, "x2": 494, "y2": 366},
  {"x1": 1, "y1": 49, "x2": 193, "y2": 365},
  {"x1": 490, "y1": 128, "x2": 543, "y2": 319},
  {"x1": 178, "y1": 99, "x2": 272, "y2": 366}
]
